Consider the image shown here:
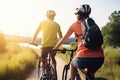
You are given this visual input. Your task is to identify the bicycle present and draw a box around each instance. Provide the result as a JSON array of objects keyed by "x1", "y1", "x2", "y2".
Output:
[
  {"x1": 56, "y1": 48, "x2": 107, "y2": 80},
  {"x1": 30, "y1": 43, "x2": 57, "y2": 80},
  {"x1": 38, "y1": 52, "x2": 57, "y2": 80}
]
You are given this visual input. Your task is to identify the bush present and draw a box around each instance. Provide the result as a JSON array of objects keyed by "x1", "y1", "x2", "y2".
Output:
[
  {"x1": 0, "y1": 33, "x2": 7, "y2": 52},
  {"x1": 0, "y1": 43, "x2": 38, "y2": 80}
]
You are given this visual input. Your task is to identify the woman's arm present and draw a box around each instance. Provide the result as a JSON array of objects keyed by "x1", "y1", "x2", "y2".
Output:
[{"x1": 54, "y1": 28, "x2": 73, "y2": 49}]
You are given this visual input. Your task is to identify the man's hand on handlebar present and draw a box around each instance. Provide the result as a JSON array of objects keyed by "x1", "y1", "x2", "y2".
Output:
[{"x1": 30, "y1": 42, "x2": 38, "y2": 46}]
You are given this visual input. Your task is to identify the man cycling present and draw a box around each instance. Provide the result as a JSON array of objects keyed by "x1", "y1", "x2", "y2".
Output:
[
  {"x1": 31, "y1": 10, "x2": 62, "y2": 79},
  {"x1": 53, "y1": 4, "x2": 104, "y2": 80}
]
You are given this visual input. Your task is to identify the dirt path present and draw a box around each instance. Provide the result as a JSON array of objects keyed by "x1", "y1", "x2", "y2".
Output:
[{"x1": 25, "y1": 57, "x2": 66, "y2": 80}]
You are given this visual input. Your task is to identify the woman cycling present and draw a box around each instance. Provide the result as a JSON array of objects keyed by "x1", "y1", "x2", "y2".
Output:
[{"x1": 53, "y1": 4, "x2": 104, "y2": 80}]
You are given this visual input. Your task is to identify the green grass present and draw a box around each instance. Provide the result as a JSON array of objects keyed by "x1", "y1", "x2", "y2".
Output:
[
  {"x1": 0, "y1": 43, "x2": 39, "y2": 80},
  {"x1": 95, "y1": 47, "x2": 120, "y2": 80}
]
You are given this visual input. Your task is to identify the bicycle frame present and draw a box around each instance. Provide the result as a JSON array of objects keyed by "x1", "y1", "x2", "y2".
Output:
[
  {"x1": 55, "y1": 48, "x2": 80, "y2": 80},
  {"x1": 38, "y1": 53, "x2": 57, "y2": 80},
  {"x1": 56, "y1": 48, "x2": 96, "y2": 80},
  {"x1": 30, "y1": 43, "x2": 57, "y2": 80}
]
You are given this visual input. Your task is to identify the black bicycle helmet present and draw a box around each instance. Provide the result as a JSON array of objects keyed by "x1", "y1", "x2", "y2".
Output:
[{"x1": 75, "y1": 4, "x2": 91, "y2": 19}]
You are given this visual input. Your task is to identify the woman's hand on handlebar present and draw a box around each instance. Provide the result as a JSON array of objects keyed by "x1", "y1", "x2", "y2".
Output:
[
  {"x1": 51, "y1": 48, "x2": 57, "y2": 53},
  {"x1": 51, "y1": 48, "x2": 67, "y2": 54}
]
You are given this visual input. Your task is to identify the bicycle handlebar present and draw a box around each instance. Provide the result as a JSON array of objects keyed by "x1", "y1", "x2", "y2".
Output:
[
  {"x1": 53, "y1": 48, "x2": 77, "y2": 54},
  {"x1": 30, "y1": 42, "x2": 77, "y2": 54}
]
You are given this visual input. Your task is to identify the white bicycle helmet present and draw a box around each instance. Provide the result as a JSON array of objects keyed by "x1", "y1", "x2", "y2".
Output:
[
  {"x1": 75, "y1": 4, "x2": 91, "y2": 17},
  {"x1": 46, "y1": 10, "x2": 56, "y2": 17}
]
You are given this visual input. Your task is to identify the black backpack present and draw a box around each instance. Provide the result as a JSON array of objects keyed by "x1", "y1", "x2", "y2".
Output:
[{"x1": 78, "y1": 18, "x2": 103, "y2": 49}]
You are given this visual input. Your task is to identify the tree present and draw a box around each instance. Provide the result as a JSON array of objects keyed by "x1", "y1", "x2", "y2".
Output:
[
  {"x1": 109, "y1": 11, "x2": 120, "y2": 22},
  {"x1": 101, "y1": 10, "x2": 120, "y2": 47}
]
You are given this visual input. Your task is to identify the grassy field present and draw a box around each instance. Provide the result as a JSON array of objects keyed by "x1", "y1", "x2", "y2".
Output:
[
  {"x1": 0, "y1": 43, "x2": 39, "y2": 80},
  {"x1": 96, "y1": 47, "x2": 120, "y2": 80},
  {"x1": 57, "y1": 46, "x2": 120, "y2": 80},
  {"x1": 0, "y1": 33, "x2": 120, "y2": 80}
]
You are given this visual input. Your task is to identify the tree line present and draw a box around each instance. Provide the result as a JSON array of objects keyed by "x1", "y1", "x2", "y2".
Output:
[{"x1": 101, "y1": 10, "x2": 120, "y2": 48}]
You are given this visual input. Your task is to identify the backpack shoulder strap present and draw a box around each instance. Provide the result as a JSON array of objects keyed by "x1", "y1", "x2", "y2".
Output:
[
  {"x1": 81, "y1": 19, "x2": 89, "y2": 39},
  {"x1": 75, "y1": 18, "x2": 90, "y2": 40}
]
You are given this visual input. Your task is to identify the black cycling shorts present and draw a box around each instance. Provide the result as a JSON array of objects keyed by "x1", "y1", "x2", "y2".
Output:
[{"x1": 71, "y1": 57, "x2": 104, "y2": 73}]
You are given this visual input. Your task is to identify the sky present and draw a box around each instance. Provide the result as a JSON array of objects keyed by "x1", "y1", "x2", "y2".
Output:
[{"x1": 0, "y1": 0, "x2": 120, "y2": 37}]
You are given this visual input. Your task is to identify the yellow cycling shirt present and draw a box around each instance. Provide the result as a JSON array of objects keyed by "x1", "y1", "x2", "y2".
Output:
[{"x1": 37, "y1": 19, "x2": 61, "y2": 47}]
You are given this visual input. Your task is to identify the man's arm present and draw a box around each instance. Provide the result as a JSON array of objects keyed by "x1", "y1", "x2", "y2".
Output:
[
  {"x1": 58, "y1": 30, "x2": 63, "y2": 39},
  {"x1": 31, "y1": 26, "x2": 41, "y2": 43}
]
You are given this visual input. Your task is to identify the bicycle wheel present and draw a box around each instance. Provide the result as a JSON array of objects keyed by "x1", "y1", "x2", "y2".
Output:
[
  {"x1": 38, "y1": 67, "x2": 44, "y2": 80},
  {"x1": 38, "y1": 64, "x2": 46, "y2": 80},
  {"x1": 49, "y1": 64, "x2": 57, "y2": 80},
  {"x1": 62, "y1": 64, "x2": 71, "y2": 80},
  {"x1": 75, "y1": 72, "x2": 81, "y2": 80}
]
